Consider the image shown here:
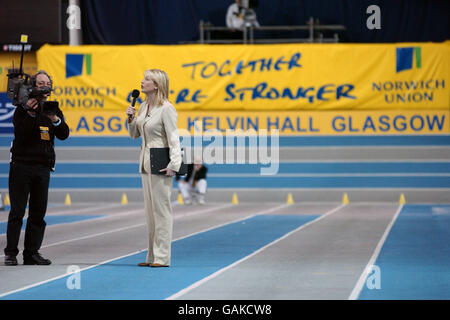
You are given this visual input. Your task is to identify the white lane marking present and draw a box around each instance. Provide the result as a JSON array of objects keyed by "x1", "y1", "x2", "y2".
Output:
[
  {"x1": 172, "y1": 203, "x2": 234, "y2": 220},
  {"x1": 166, "y1": 203, "x2": 347, "y2": 300},
  {"x1": 347, "y1": 204, "x2": 404, "y2": 300},
  {"x1": 45, "y1": 203, "x2": 124, "y2": 213},
  {"x1": 0, "y1": 203, "x2": 254, "y2": 298},
  {"x1": 37, "y1": 203, "x2": 236, "y2": 250},
  {"x1": 0, "y1": 203, "x2": 124, "y2": 223},
  {"x1": 43, "y1": 203, "x2": 114, "y2": 212},
  {"x1": 173, "y1": 203, "x2": 291, "y2": 242},
  {"x1": 21, "y1": 223, "x2": 146, "y2": 252},
  {"x1": 0, "y1": 207, "x2": 144, "y2": 235},
  {"x1": 0, "y1": 204, "x2": 233, "y2": 258},
  {"x1": 0, "y1": 250, "x2": 143, "y2": 298}
]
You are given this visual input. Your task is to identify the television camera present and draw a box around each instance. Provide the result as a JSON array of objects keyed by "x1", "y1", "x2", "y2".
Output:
[{"x1": 6, "y1": 35, "x2": 57, "y2": 115}]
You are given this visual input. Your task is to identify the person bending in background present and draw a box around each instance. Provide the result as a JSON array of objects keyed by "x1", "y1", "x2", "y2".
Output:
[
  {"x1": 226, "y1": 0, "x2": 260, "y2": 30},
  {"x1": 4, "y1": 70, "x2": 70, "y2": 266},
  {"x1": 126, "y1": 69, "x2": 182, "y2": 268},
  {"x1": 176, "y1": 160, "x2": 208, "y2": 205}
]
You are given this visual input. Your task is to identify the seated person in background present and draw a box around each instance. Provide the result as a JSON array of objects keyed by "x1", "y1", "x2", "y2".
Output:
[
  {"x1": 176, "y1": 161, "x2": 208, "y2": 205},
  {"x1": 226, "y1": 0, "x2": 260, "y2": 30}
]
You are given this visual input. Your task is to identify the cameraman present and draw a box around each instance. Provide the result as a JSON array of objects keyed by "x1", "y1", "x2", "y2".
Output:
[{"x1": 4, "y1": 70, "x2": 69, "y2": 266}]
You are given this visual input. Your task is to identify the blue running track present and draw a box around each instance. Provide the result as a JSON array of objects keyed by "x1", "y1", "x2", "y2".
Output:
[
  {"x1": 359, "y1": 204, "x2": 450, "y2": 300},
  {"x1": 1, "y1": 135, "x2": 450, "y2": 148},
  {"x1": 1, "y1": 214, "x2": 318, "y2": 300},
  {"x1": 1, "y1": 162, "x2": 449, "y2": 189}
]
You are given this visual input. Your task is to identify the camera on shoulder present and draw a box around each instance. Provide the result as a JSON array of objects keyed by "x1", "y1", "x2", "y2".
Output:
[
  {"x1": 5, "y1": 34, "x2": 54, "y2": 111},
  {"x1": 7, "y1": 72, "x2": 52, "y2": 109}
]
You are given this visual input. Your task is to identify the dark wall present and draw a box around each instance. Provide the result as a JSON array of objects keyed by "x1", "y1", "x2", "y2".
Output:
[
  {"x1": 0, "y1": 0, "x2": 62, "y2": 46},
  {"x1": 0, "y1": 0, "x2": 75, "y2": 50},
  {"x1": 80, "y1": 0, "x2": 449, "y2": 44}
]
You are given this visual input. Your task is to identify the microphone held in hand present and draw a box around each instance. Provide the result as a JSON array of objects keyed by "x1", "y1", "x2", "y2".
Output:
[{"x1": 128, "y1": 89, "x2": 140, "y2": 120}]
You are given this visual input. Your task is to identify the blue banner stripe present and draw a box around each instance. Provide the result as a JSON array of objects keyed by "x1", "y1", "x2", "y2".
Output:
[
  {"x1": 359, "y1": 204, "x2": 450, "y2": 299},
  {"x1": 1, "y1": 214, "x2": 319, "y2": 300}
]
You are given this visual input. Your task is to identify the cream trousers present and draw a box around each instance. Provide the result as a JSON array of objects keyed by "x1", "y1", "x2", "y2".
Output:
[
  {"x1": 178, "y1": 179, "x2": 207, "y2": 200},
  {"x1": 141, "y1": 172, "x2": 174, "y2": 266}
]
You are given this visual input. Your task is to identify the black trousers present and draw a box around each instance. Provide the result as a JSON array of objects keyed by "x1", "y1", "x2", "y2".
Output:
[{"x1": 4, "y1": 162, "x2": 50, "y2": 257}]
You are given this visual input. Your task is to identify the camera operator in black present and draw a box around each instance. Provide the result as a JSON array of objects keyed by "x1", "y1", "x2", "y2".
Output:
[{"x1": 4, "y1": 70, "x2": 69, "y2": 266}]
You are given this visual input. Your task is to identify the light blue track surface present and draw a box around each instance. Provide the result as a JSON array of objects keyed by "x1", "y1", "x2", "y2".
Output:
[
  {"x1": 1, "y1": 135, "x2": 448, "y2": 190},
  {"x1": 1, "y1": 135, "x2": 450, "y2": 148},
  {"x1": 359, "y1": 204, "x2": 450, "y2": 300},
  {"x1": 1, "y1": 214, "x2": 318, "y2": 300},
  {"x1": 0, "y1": 215, "x2": 104, "y2": 235},
  {"x1": 2, "y1": 176, "x2": 449, "y2": 189},
  {"x1": 1, "y1": 161, "x2": 449, "y2": 189},
  {"x1": 1, "y1": 162, "x2": 450, "y2": 174}
]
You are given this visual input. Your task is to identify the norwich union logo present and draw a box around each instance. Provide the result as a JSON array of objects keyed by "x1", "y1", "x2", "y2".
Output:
[
  {"x1": 396, "y1": 47, "x2": 421, "y2": 73},
  {"x1": 66, "y1": 53, "x2": 92, "y2": 78}
]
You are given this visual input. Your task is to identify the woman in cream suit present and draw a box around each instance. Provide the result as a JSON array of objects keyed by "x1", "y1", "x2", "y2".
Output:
[{"x1": 126, "y1": 69, "x2": 182, "y2": 267}]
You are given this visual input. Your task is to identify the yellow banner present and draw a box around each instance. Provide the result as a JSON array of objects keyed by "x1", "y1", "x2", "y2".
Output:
[
  {"x1": 37, "y1": 43, "x2": 450, "y2": 111},
  {"x1": 64, "y1": 110, "x2": 449, "y2": 136}
]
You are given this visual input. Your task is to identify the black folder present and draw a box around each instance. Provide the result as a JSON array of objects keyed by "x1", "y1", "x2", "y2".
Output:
[{"x1": 150, "y1": 147, "x2": 187, "y2": 175}]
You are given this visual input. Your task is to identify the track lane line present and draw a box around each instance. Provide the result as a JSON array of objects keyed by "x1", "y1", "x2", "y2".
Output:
[
  {"x1": 0, "y1": 203, "x2": 124, "y2": 223},
  {"x1": 347, "y1": 204, "x2": 404, "y2": 300},
  {"x1": 0, "y1": 204, "x2": 233, "y2": 259},
  {"x1": 0, "y1": 203, "x2": 268, "y2": 298},
  {"x1": 166, "y1": 203, "x2": 347, "y2": 300}
]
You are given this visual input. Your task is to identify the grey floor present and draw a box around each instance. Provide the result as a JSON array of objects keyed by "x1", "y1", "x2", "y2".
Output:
[{"x1": 0, "y1": 201, "x2": 400, "y2": 300}]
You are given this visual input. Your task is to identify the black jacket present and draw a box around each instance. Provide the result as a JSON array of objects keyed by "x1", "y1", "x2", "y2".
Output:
[
  {"x1": 176, "y1": 164, "x2": 207, "y2": 182},
  {"x1": 10, "y1": 106, "x2": 70, "y2": 169}
]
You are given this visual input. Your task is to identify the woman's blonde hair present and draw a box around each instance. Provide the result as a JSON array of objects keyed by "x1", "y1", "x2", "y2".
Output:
[{"x1": 144, "y1": 69, "x2": 169, "y2": 106}]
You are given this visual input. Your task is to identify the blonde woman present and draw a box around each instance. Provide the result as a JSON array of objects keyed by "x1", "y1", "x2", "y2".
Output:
[{"x1": 126, "y1": 69, "x2": 182, "y2": 267}]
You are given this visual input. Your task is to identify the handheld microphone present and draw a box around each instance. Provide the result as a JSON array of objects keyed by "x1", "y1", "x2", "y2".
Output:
[{"x1": 129, "y1": 89, "x2": 140, "y2": 120}]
